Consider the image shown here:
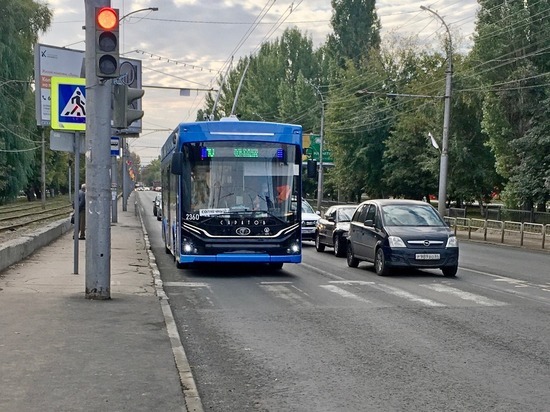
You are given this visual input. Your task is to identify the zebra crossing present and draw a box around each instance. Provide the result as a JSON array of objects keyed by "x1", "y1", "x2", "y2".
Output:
[{"x1": 164, "y1": 278, "x2": 510, "y2": 308}]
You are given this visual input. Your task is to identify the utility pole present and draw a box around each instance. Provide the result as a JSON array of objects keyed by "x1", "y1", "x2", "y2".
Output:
[
  {"x1": 84, "y1": 0, "x2": 113, "y2": 299},
  {"x1": 308, "y1": 81, "x2": 325, "y2": 212},
  {"x1": 317, "y1": 101, "x2": 325, "y2": 212},
  {"x1": 421, "y1": 5, "x2": 453, "y2": 217}
]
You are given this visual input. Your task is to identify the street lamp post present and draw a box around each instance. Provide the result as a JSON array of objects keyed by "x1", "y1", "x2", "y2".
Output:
[
  {"x1": 308, "y1": 82, "x2": 325, "y2": 212},
  {"x1": 317, "y1": 100, "x2": 325, "y2": 212},
  {"x1": 421, "y1": 5, "x2": 452, "y2": 217}
]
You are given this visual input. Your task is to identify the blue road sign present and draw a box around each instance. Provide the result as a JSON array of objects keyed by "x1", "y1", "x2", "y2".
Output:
[
  {"x1": 111, "y1": 136, "x2": 120, "y2": 156},
  {"x1": 51, "y1": 77, "x2": 86, "y2": 131}
]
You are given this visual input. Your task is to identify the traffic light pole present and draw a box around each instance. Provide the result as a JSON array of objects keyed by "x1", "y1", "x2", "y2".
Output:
[{"x1": 85, "y1": 0, "x2": 112, "y2": 299}]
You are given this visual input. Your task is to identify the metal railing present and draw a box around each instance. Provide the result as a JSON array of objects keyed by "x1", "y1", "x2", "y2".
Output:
[{"x1": 446, "y1": 217, "x2": 548, "y2": 250}]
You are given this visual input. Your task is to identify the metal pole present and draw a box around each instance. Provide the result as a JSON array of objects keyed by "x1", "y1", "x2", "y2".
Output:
[
  {"x1": 231, "y1": 59, "x2": 250, "y2": 116},
  {"x1": 73, "y1": 133, "x2": 80, "y2": 274},
  {"x1": 316, "y1": 102, "x2": 324, "y2": 212},
  {"x1": 122, "y1": 137, "x2": 128, "y2": 211},
  {"x1": 438, "y1": 62, "x2": 452, "y2": 217},
  {"x1": 111, "y1": 154, "x2": 118, "y2": 223},
  {"x1": 41, "y1": 129, "x2": 46, "y2": 209},
  {"x1": 85, "y1": 0, "x2": 111, "y2": 299},
  {"x1": 420, "y1": 5, "x2": 452, "y2": 217},
  {"x1": 68, "y1": 161, "x2": 72, "y2": 204}
]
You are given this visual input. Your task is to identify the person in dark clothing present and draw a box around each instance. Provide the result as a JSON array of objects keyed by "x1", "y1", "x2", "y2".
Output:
[{"x1": 77, "y1": 184, "x2": 86, "y2": 239}]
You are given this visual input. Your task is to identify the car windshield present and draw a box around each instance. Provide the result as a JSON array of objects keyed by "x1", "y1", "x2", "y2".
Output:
[
  {"x1": 337, "y1": 207, "x2": 356, "y2": 221},
  {"x1": 302, "y1": 200, "x2": 315, "y2": 214},
  {"x1": 381, "y1": 204, "x2": 445, "y2": 227}
]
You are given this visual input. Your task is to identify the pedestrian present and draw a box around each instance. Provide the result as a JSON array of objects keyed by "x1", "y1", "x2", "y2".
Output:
[{"x1": 77, "y1": 184, "x2": 86, "y2": 240}]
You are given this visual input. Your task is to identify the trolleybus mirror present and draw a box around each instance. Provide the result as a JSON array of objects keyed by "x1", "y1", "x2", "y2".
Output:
[{"x1": 171, "y1": 152, "x2": 184, "y2": 175}]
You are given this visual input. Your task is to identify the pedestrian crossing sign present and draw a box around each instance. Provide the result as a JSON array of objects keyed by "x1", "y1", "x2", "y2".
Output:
[{"x1": 51, "y1": 76, "x2": 86, "y2": 131}]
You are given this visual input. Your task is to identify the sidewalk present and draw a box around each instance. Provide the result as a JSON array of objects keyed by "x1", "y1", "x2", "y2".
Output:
[{"x1": 0, "y1": 194, "x2": 190, "y2": 412}]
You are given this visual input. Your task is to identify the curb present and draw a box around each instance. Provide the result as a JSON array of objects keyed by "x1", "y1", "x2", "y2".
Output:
[
  {"x1": 135, "y1": 195, "x2": 204, "y2": 412},
  {"x1": 0, "y1": 218, "x2": 72, "y2": 273}
]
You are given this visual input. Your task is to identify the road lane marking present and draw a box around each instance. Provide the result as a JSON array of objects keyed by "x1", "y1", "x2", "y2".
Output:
[
  {"x1": 300, "y1": 262, "x2": 348, "y2": 281},
  {"x1": 164, "y1": 282, "x2": 209, "y2": 288},
  {"x1": 320, "y1": 285, "x2": 371, "y2": 303},
  {"x1": 260, "y1": 284, "x2": 313, "y2": 307},
  {"x1": 422, "y1": 284, "x2": 507, "y2": 306},
  {"x1": 461, "y1": 267, "x2": 548, "y2": 289},
  {"x1": 370, "y1": 283, "x2": 446, "y2": 307},
  {"x1": 260, "y1": 281, "x2": 293, "y2": 284}
]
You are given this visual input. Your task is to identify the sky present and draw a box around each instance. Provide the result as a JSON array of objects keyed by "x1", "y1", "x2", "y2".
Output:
[{"x1": 38, "y1": 0, "x2": 479, "y2": 166}]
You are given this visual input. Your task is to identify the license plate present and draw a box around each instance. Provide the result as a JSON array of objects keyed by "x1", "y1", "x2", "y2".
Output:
[{"x1": 415, "y1": 253, "x2": 440, "y2": 260}]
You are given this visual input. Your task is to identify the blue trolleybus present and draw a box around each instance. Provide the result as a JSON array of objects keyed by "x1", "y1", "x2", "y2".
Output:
[{"x1": 160, "y1": 117, "x2": 303, "y2": 269}]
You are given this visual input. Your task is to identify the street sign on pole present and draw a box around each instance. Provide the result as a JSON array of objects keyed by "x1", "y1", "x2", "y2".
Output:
[
  {"x1": 110, "y1": 136, "x2": 120, "y2": 156},
  {"x1": 307, "y1": 134, "x2": 333, "y2": 164},
  {"x1": 50, "y1": 77, "x2": 86, "y2": 131},
  {"x1": 34, "y1": 44, "x2": 85, "y2": 126},
  {"x1": 34, "y1": 43, "x2": 142, "y2": 130},
  {"x1": 50, "y1": 130, "x2": 85, "y2": 153}
]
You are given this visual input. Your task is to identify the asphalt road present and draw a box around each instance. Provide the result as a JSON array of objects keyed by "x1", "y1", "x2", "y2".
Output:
[{"x1": 140, "y1": 191, "x2": 550, "y2": 412}]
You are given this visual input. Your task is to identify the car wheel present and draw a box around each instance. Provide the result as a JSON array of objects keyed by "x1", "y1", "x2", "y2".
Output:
[
  {"x1": 334, "y1": 235, "x2": 346, "y2": 257},
  {"x1": 442, "y1": 265, "x2": 458, "y2": 277},
  {"x1": 346, "y1": 242, "x2": 359, "y2": 268},
  {"x1": 315, "y1": 233, "x2": 325, "y2": 252},
  {"x1": 269, "y1": 262, "x2": 284, "y2": 270},
  {"x1": 157, "y1": 214, "x2": 161, "y2": 221},
  {"x1": 375, "y1": 247, "x2": 389, "y2": 276}
]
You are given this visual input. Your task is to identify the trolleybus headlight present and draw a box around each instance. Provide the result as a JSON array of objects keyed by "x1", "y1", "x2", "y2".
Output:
[
  {"x1": 182, "y1": 241, "x2": 196, "y2": 254},
  {"x1": 287, "y1": 241, "x2": 300, "y2": 254}
]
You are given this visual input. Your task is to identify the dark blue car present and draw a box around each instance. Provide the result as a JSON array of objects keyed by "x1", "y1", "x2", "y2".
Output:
[{"x1": 346, "y1": 199, "x2": 459, "y2": 277}]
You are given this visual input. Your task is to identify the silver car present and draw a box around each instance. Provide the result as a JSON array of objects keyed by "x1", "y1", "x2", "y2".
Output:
[
  {"x1": 315, "y1": 204, "x2": 358, "y2": 257},
  {"x1": 301, "y1": 199, "x2": 320, "y2": 241}
]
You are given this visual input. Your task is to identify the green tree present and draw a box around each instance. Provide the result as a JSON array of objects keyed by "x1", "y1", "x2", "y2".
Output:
[
  {"x1": 0, "y1": 0, "x2": 51, "y2": 203},
  {"x1": 377, "y1": 42, "x2": 443, "y2": 200},
  {"x1": 471, "y1": 0, "x2": 550, "y2": 209},
  {"x1": 327, "y1": 0, "x2": 381, "y2": 68},
  {"x1": 447, "y1": 60, "x2": 502, "y2": 207},
  {"x1": 325, "y1": 55, "x2": 392, "y2": 201},
  {"x1": 506, "y1": 94, "x2": 550, "y2": 211},
  {"x1": 201, "y1": 27, "x2": 321, "y2": 127},
  {"x1": 141, "y1": 157, "x2": 161, "y2": 187}
]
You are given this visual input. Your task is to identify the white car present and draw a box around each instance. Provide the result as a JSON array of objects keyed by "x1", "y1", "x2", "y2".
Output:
[{"x1": 301, "y1": 199, "x2": 320, "y2": 241}]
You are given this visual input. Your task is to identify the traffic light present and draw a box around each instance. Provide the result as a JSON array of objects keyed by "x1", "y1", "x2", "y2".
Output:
[
  {"x1": 306, "y1": 159, "x2": 317, "y2": 179},
  {"x1": 95, "y1": 7, "x2": 119, "y2": 79},
  {"x1": 112, "y1": 84, "x2": 144, "y2": 129}
]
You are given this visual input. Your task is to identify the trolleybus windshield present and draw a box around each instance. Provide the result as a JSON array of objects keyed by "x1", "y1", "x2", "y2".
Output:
[{"x1": 181, "y1": 141, "x2": 299, "y2": 224}]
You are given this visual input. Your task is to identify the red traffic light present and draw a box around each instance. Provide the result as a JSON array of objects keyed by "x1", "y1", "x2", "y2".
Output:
[{"x1": 96, "y1": 7, "x2": 118, "y2": 31}]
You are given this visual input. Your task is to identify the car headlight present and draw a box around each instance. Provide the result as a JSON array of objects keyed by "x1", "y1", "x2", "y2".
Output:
[
  {"x1": 388, "y1": 236, "x2": 406, "y2": 248},
  {"x1": 446, "y1": 236, "x2": 458, "y2": 248}
]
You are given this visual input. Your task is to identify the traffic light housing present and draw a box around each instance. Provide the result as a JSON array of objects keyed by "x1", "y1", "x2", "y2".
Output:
[
  {"x1": 95, "y1": 7, "x2": 119, "y2": 79},
  {"x1": 113, "y1": 84, "x2": 145, "y2": 129},
  {"x1": 306, "y1": 159, "x2": 318, "y2": 179}
]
